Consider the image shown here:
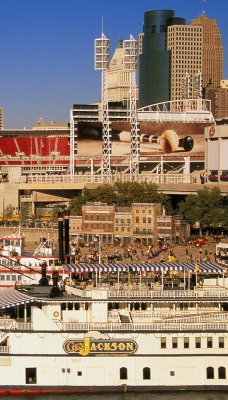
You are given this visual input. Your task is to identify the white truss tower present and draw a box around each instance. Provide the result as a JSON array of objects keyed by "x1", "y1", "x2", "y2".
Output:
[
  {"x1": 94, "y1": 33, "x2": 111, "y2": 179},
  {"x1": 123, "y1": 35, "x2": 139, "y2": 180}
]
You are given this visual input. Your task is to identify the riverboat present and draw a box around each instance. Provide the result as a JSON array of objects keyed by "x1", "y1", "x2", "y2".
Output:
[
  {"x1": 0, "y1": 231, "x2": 61, "y2": 287},
  {"x1": 0, "y1": 259, "x2": 228, "y2": 393}
]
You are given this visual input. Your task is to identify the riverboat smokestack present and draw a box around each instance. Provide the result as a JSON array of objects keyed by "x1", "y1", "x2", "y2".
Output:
[
  {"x1": 50, "y1": 270, "x2": 62, "y2": 297},
  {"x1": 64, "y1": 209, "x2": 70, "y2": 264},
  {"x1": 58, "y1": 209, "x2": 64, "y2": 264},
  {"x1": 39, "y1": 261, "x2": 49, "y2": 286}
]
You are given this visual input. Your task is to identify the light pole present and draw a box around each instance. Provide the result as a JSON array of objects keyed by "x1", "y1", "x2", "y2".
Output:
[
  {"x1": 123, "y1": 35, "x2": 139, "y2": 180},
  {"x1": 94, "y1": 32, "x2": 111, "y2": 180},
  {"x1": 95, "y1": 234, "x2": 102, "y2": 264}
]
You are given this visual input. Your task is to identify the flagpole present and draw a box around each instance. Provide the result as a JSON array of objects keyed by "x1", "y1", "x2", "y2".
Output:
[{"x1": 195, "y1": 264, "x2": 199, "y2": 290}]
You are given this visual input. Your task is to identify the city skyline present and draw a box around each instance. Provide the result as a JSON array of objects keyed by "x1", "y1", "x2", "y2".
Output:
[{"x1": 0, "y1": 0, "x2": 227, "y2": 129}]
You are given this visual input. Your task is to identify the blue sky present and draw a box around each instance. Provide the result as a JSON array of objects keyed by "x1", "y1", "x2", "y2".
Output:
[{"x1": 0, "y1": 0, "x2": 227, "y2": 129}]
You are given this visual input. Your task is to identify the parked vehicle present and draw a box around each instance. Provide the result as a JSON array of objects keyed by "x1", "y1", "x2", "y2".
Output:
[
  {"x1": 208, "y1": 171, "x2": 218, "y2": 182},
  {"x1": 220, "y1": 171, "x2": 228, "y2": 182}
]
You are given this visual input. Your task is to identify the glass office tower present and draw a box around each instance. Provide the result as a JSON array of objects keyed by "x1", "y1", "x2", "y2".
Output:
[{"x1": 139, "y1": 10, "x2": 185, "y2": 108}]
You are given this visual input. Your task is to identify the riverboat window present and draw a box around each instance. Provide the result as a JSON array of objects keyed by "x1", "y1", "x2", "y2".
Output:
[
  {"x1": 77, "y1": 371, "x2": 82, "y2": 376},
  {"x1": 120, "y1": 367, "x2": 128, "y2": 380},
  {"x1": 206, "y1": 367, "x2": 214, "y2": 379},
  {"x1": 170, "y1": 371, "x2": 175, "y2": 376},
  {"x1": 218, "y1": 366, "x2": 226, "y2": 379},
  {"x1": 207, "y1": 337, "x2": 213, "y2": 348},
  {"x1": 161, "y1": 337, "x2": 166, "y2": 348},
  {"x1": 172, "y1": 337, "x2": 178, "y2": 348},
  {"x1": 219, "y1": 337, "x2": 224, "y2": 348},
  {"x1": 184, "y1": 337, "x2": 189, "y2": 348},
  {"x1": 143, "y1": 367, "x2": 151, "y2": 380},
  {"x1": 195, "y1": 337, "x2": 201, "y2": 348},
  {"x1": 25, "y1": 368, "x2": 37, "y2": 384}
]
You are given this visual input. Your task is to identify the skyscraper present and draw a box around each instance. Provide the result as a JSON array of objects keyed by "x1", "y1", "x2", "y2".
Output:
[
  {"x1": 107, "y1": 38, "x2": 137, "y2": 103},
  {"x1": 191, "y1": 15, "x2": 223, "y2": 91},
  {"x1": 139, "y1": 10, "x2": 186, "y2": 107},
  {"x1": 167, "y1": 25, "x2": 203, "y2": 101}
]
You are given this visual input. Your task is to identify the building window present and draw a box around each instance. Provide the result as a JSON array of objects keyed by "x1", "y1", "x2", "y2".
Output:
[
  {"x1": 26, "y1": 368, "x2": 37, "y2": 384},
  {"x1": 120, "y1": 367, "x2": 128, "y2": 380},
  {"x1": 195, "y1": 337, "x2": 201, "y2": 348},
  {"x1": 143, "y1": 218, "x2": 146, "y2": 223},
  {"x1": 136, "y1": 217, "x2": 139, "y2": 223},
  {"x1": 206, "y1": 367, "x2": 214, "y2": 379},
  {"x1": 219, "y1": 337, "x2": 224, "y2": 348},
  {"x1": 143, "y1": 367, "x2": 151, "y2": 380},
  {"x1": 151, "y1": 25, "x2": 156, "y2": 34},
  {"x1": 184, "y1": 337, "x2": 189, "y2": 348},
  {"x1": 172, "y1": 337, "x2": 178, "y2": 349},
  {"x1": 161, "y1": 337, "x2": 166, "y2": 348},
  {"x1": 207, "y1": 337, "x2": 213, "y2": 348},
  {"x1": 218, "y1": 367, "x2": 226, "y2": 379},
  {"x1": 148, "y1": 218, "x2": 151, "y2": 223}
]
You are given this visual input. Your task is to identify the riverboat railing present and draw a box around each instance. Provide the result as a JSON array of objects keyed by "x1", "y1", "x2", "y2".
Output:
[
  {"x1": 65, "y1": 285, "x2": 228, "y2": 299},
  {"x1": 0, "y1": 346, "x2": 10, "y2": 353},
  {"x1": 108, "y1": 289, "x2": 228, "y2": 299},
  {"x1": 60, "y1": 321, "x2": 228, "y2": 332},
  {"x1": 130, "y1": 311, "x2": 228, "y2": 324}
]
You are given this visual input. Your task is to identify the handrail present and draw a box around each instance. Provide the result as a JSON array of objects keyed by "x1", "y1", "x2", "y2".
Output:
[{"x1": 60, "y1": 321, "x2": 228, "y2": 332}]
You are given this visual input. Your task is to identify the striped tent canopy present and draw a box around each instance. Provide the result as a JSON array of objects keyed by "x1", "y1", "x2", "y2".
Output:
[
  {"x1": 0, "y1": 288, "x2": 35, "y2": 309},
  {"x1": 63, "y1": 261, "x2": 223, "y2": 274}
]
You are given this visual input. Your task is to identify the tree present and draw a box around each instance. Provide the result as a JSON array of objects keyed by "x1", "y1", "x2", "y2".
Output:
[
  {"x1": 69, "y1": 182, "x2": 173, "y2": 215},
  {"x1": 19, "y1": 204, "x2": 31, "y2": 224},
  {"x1": 178, "y1": 187, "x2": 228, "y2": 232},
  {"x1": 4, "y1": 205, "x2": 14, "y2": 222}
]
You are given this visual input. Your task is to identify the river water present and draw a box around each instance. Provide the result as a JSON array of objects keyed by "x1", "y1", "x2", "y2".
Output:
[{"x1": 2, "y1": 393, "x2": 227, "y2": 400}]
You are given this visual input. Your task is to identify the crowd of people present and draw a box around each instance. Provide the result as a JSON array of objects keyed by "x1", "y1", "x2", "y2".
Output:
[{"x1": 67, "y1": 238, "x2": 217, "y2": 266}]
